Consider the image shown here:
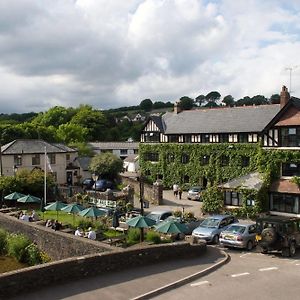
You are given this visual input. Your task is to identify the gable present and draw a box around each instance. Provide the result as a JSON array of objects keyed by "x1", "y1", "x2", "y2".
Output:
[
  {"x1": 143, "y1": 119, "x2": 161, "y2": 132},
  {"x1": 274, "y1": 106, "x2": 300, "y2": 127}
]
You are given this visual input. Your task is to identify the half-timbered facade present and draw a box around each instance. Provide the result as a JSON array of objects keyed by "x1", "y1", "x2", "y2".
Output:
[{"x1": 140, "y1": 86, "x2": 300, "y2": 217}]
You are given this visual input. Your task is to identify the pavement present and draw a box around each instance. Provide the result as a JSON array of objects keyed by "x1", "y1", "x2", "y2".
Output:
[{"x1": 134, "y1": 189, "x2": 203, "y2": 219}]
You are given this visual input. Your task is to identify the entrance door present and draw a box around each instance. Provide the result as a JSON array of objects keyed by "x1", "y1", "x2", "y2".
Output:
[{"x1": 66, "y1": 171, "x2": 73, "y2": 186}]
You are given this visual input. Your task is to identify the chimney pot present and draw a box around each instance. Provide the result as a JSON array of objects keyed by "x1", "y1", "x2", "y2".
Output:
[
  {"x1": 174, "y1": 101, "x2": 182, "y2": 114},
  {"x1": 280, "y1": 85, "x2": 290, "y2": 108}
]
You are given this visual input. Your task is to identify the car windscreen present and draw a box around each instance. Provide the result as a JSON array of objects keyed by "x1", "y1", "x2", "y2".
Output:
[
  {"x1": 200, "y1": 218, "x2": 220, "y2": 228},
  {"x1": 226, "y1": 225, "x2": 246, "y2": 234},
  {"x1": 147, "y1": 213, "x2": 160, "y2": 222}
]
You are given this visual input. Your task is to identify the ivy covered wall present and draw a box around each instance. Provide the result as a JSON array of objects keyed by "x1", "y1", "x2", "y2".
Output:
[{"x1": 139, "y1": 143, "x2": 300, "y2": 216}]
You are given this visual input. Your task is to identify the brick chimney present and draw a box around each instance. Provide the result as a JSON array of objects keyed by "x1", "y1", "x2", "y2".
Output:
[
  {"x1": 174, "y1": 101, "x2": 182, "y2": 114},
  {"x1": 280, "y1": 85, "x2": 290, "y2": 108}
]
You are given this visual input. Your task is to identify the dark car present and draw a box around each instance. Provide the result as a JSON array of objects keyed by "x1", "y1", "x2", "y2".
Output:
[
  {"x1": 93, "y1": 179, "x2": 114, "y2": 192},
  {"x1": 256, "y1": 215, "x2": 300, "y2": 257},
  {"x1": 82, "y1": 178, "x2": 95, "y2": 190}
]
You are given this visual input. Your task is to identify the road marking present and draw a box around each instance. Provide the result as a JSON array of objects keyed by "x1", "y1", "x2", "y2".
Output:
[
  {"x1": 240, "y1": 253, "x2": 251, "y2": 258},
  {"x1": 259, "y1": 267, "x2": 278, "y2": 272},
  {"x1": 190, "y1": 281, "x2": 210, "y2": 287},
  {"x1": 295, "y1": 263, "x2": 300, "y2": 266},
  {"x1": 231, "y1": 272, "x2": 250, "y2": 278}
]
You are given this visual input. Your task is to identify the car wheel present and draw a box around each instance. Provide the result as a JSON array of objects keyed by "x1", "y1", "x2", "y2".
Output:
[
  {"x1": 261, "y1": 227, "x2": 277, "y2": 244},
  {"x1": 246, "y1": 240, "x2": 253, "y2": 251},
  {"x1": 282, "y1": 247, "x2": 290, "y2": 257},
  {"x1": 261, "y1": 247, "x2": 268, "y2": 254},
  {"x1": 289, "y1": 242, "x2": 296, "y2": 257},
  {"x1": 212, "y1": 235, "x2": 219, "y2": 244}
]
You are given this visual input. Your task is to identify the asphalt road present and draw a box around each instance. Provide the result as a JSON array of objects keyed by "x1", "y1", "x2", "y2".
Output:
[{"x1": 153, "y1": 247, "x2": 300, "y2": 300}]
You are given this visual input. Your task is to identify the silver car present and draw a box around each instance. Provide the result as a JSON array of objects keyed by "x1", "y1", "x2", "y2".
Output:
[
  {"x1": 220, "y1": 222, "x2": 257, "y2": 250},
  {"x1": 187, "y1": 186, "x2": 203, "y2": 201},
  {"x1": 192, "y1": 215, "x2": 238, "y2": 244}
]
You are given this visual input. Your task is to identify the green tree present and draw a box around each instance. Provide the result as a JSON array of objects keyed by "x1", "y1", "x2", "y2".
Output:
[
  {"x1": 195, "y1": 94, "x2": 206, "y2": 107},
  {"x1": 222, "y1": 95, "x2": 235, "y2": 107},
  {"x1": 57, "y1": 123, "x2": 89, "y2": 143},
  {"x1": 270, "y1": 94, "x2": 280, "y2": 104},
  {"x1": 179, "y1": 96, "x2": 194, "y2": 110},
  {"x1": 205, "y1": 91, "x2": 221, "y2": 105},
  {"x1": 140, "y1": 99, "x2": 153, "y2": 111},
  {"x1": 68, "y1": 142, "x2": 94, "y2": 157},
  {"x1": 89, "y1": 153, "x2": 123, "y2": 180}
]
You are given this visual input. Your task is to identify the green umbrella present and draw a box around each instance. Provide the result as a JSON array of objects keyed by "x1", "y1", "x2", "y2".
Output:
[
  {"x1": 17, "y1": 194, "x2": 41, "y2": 203},
  {"x1": 154, "y1": 219, "x2": 188, "y2": 234},
  {"x1": 44, "y1": 201, "x2": 67, "y2": 219},
  {"x1": 61, "y1": 203, "x2": 84, "y2": 225},
  {"x1": 79, "y1": 206, "x2": 106, "y2": 218},
  {"x1": 4, "y1": 192, "x2": 26, "y2": 200},
  {"x1": 126, "y1": 215, "x2": 156, "y2": 228}
]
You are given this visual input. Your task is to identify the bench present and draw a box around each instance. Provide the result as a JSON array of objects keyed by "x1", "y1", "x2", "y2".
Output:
[{"x1": 103, "y1": 235, "x2": 127, "y2": 246}]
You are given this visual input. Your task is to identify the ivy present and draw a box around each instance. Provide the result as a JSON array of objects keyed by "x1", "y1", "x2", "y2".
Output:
[{"x1": 139, "y1": 142, "x2": 300, "y2": 215}]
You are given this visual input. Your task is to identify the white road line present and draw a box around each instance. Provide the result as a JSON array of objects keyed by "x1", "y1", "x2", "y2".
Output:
[
  {"x1": 190, "y1": 281, "x2": 210, "y2": 287},
  {"x1": 231, "y1": 272, "x2": 250, "y2": 278},
  {"x1": 295, "y1": 263, "x2": 300, "y2": 266},
  {"x1": 259, "y1": 267, "x2": 278, "y2": 272},
  {"x1": 240, "y1": 253, "x2": 251, "y2": 258}
]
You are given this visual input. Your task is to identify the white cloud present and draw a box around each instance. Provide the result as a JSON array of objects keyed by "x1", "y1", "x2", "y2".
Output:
[{"x1": 0, "y1": 0, "x2": 299, "y2": 113}]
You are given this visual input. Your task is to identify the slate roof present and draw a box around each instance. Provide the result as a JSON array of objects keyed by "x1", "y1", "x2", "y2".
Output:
[
  {"x1": 161, "y1": 104, "x2": 281, "y2": 134},
  {"x1": 74, "y1": 156, "x2": 91, "y2": 171},
  {"x1": 219, "y1": 172, "x2": 264, "y2": 191},
  {"x1": 124, "y1": 154, "x2": 139, "y2": 163},
  {"x1": 88, "y1": 142, "x2": 139, "y2": 150},
  {"x1": 1, "y1": 140, "x2": 77, "y2": 154}
]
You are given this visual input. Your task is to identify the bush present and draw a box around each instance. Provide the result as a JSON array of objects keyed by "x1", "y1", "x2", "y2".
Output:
[
  {"x1": 127, "y1": 228, "x2": 140, "y2": 243},
  {"x1": 146, "y1": 231, "x2": 161, "y2": 244},
  {"x1": 77, "y1": 219, "x2": 94, "y2": 230},
  {"x1": 7, "y1": 234, "x2": 31, "y2": 263},
  {"x1": 0, "y1": 228, "x2": 7, "y2": 255},
  {"x1": 25, "y1": 243, "x2": 42, "y2": 266}
]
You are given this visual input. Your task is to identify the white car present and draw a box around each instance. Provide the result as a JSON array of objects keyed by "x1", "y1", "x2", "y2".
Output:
[
  {"x1": 146, "y1": 210, "x2": 173, "y2": 224},
  {"x1": 187, "y1": 186, "x2": 203, "y2": 201}
]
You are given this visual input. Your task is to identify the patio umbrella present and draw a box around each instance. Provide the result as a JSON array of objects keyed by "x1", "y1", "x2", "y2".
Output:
[
  {"x1": 155, "y1": 219, "x2": 188, "y2": 234},
  {"x1": 126, "y1": 215, "x2": 156, "y2": 242},
  {"x1": 79, "y1": 206, "x2": 106, "y2": 218},
  {"x1": 44, "y1": 201, "x2": 67, "y2": 219},
  {"x1": 17, "y1": 195, "x2": 41, "y2": 204},
  {"x1": 4, "y1": 192, "x2": 26, "y2": 200},
  {"x1": 61, "y1": 203, "x2": 84, "y2": 224}
]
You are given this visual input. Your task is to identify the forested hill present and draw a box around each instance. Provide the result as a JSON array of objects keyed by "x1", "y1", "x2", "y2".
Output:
[{"x1": 0, "y1": 91, "x2": 280, "y2": 151}]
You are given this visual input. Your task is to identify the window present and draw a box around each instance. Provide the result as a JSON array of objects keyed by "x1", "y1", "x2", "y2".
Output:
[
  {"x1": 224, "y1": 191, "x2": 243, "y2": 206},
  {"x1": 144, "y1": 152, "x2": 159, "y2": 162},
  {"x1": 32, "y1": 154, "x2": 40, "y2": 166},
  {"x1": 241, "y1": 156, "x2": 250, "y2": 167},
  {"x1": 66, "y1": 154, "x2": 70, "y2": 161},
  {"x1": 200, "y1": 155, "x2": 210, "y2": 166},
  {"x1": 183, "y1": 175, "x2": 189, "y2": 183},
  {"x1": 14, "y1": 155, "x2": 22, "y2": 166},
  {"x1": 134, "y1": 149, "x2": 139, "y2": 154},
  {"x1": 167, "y1": 153, "x2": 175, "y2": 163},
  {"x1": 181, "y1": 153, "x2": 189, "y2": 164},
  {"x1": 184, "y1": 135, "x2": 192, "y2": 143},
  {"x1": 202, "y1": 134, "x2": 210, "y2": 143},
  {"x1": 282, "y1": 163, "x2": 300, "y2": 176},
  {"x1": 168, "y1": 135, "x2": 179, "y2": 143},
  {"x1": 48, "y1": 153, "x2": 56, "y2": 164},
  {"x1": 144, "y1": 132, "x2": 160, "y2": 142},
  {"x1": 221, "y1": 155, "x2": 229, "y2": 166},
  {"x1": 238, "y1": 133, "x2": 248, "y2": 143},
  {"x1": 280, "y1": 127, "x2": 300, "y2": 147},
  {"x1": 120, "y1": 149, "x2": 128, "y2": 155},
  {"x1": 271, "y1": 193, "x2": 299, "y2": 214},
  {"x1": 219, "y1": 134, "x2": 229, "y2": 143},
  {"x1": 248, "y1": 225, "x2": 256, "y2": 234}
]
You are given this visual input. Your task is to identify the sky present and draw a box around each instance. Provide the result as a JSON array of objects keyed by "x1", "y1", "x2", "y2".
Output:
[{"x1": 0, "y1": 0, "x2": 300, "y2": 113}]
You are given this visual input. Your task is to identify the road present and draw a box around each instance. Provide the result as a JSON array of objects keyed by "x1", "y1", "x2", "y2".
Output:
[{"x1": 153, "y1": 247, "x2": 300, "y2": 300}]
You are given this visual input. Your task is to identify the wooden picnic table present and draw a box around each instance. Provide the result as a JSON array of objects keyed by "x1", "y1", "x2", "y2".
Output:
[{"x1": 103, "y1": 235, "x2": 127, "y2": 246}]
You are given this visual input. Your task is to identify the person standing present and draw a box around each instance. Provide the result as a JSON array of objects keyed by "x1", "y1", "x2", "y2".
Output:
[
  {"x1": 173, "y1": 183, "x2": 179, "y2": 197},
  {"x1": 178, "y1": 187, "x2": 182, "y2": 200}
]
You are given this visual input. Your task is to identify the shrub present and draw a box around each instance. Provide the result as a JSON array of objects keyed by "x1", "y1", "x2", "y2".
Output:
[
  {"x1": 173, "y1": 210, "x2": 182, "y2": 218},
  {"x1": 25, "y1": 243, "x2": 42, "y2": 266},
  {"x1": 7, "y1": 234, "x2": 31, "y2": 263},
  {"x1": 127, "y1": 228, "x2": 140, "y2": 243},
  {"x1": 125, "y1": 202, "x2": 134, "y2": 212},
  {"x1": 146, "y1": 231, "x2": 161, "y2": 244},
  {"x1": 0, "y1": 228, "x2": 7, "y2": 255},
  {"x1": 77, "y1": 219, "x2": 93, "y2": 230}
]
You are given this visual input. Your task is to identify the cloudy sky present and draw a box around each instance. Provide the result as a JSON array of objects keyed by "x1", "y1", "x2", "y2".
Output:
[{"x1": 0, "y1": 0, "x2": 299, "y2": 113}]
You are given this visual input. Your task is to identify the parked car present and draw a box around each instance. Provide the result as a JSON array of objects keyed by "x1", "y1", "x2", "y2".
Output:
[
  {"x1": 220, "y1": 222, "x2": 257, "y2": 250},
  {"x1": 256, "y1": 215, "x2": 300, "y2": 257},
  {"x1": 93, "y1": 179, "x2": 114, "y2": 192},
  {"x1": 82, "y1": 178, "x2": 95, "y2": 190},
  {"x1": 146, "y1": 210, "x2": 173, "y2": 224},
  {"x1": 164, "y1": 216, "x2": 202, "y2": 235},
  {"x1": 192, "y1": 215, "x2": 238, "y2": 244},
  {"x1": 187, "y1": 186, "x2": 203, "y2": 201}
]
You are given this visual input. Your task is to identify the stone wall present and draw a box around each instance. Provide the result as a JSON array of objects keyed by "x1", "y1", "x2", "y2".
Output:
[
  {"x1": 121, "y1": 177, "x2": 163, "y2": 205},
  {"x1": 0, "y1": 213, "x2": 114, "y2": 261},
  {"x1": 0, "y1": 242, "x2": 206, "y2": 298}
]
